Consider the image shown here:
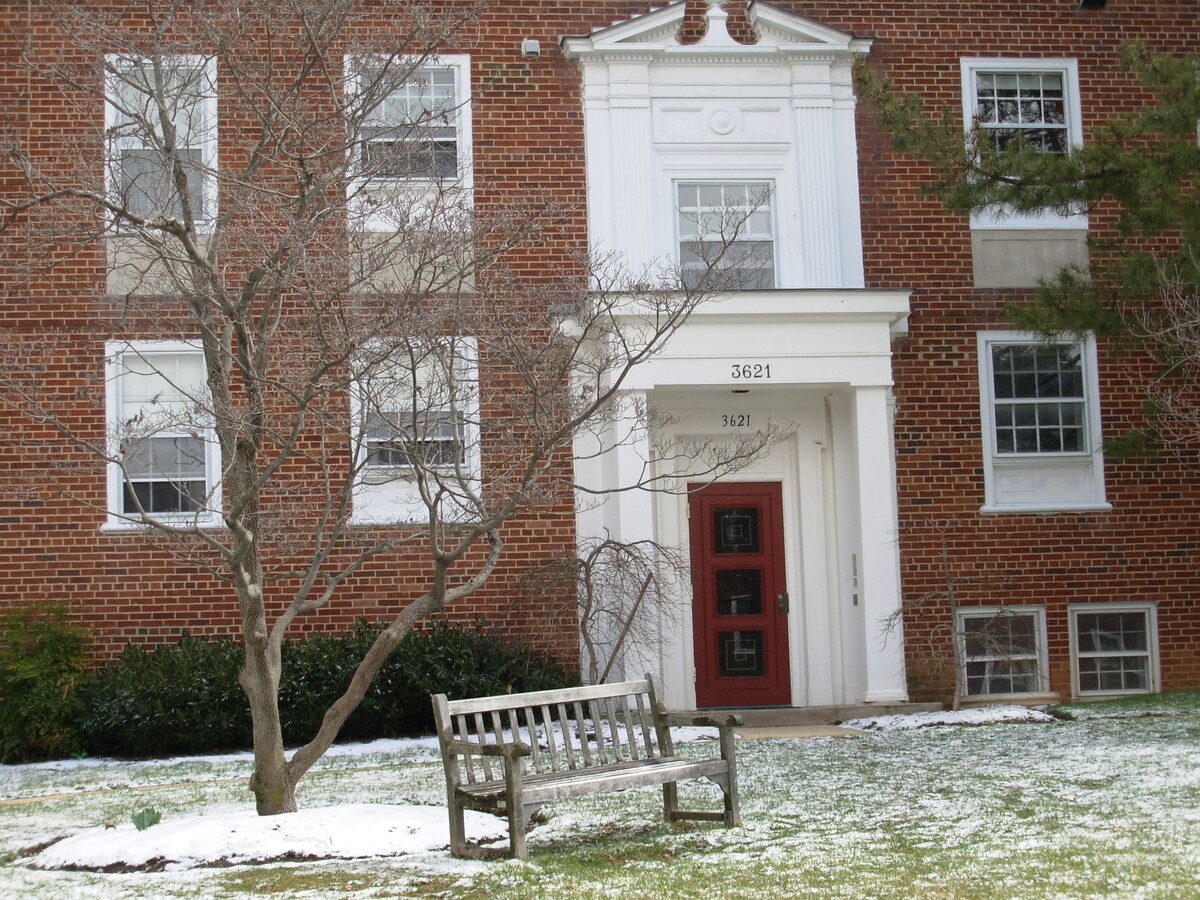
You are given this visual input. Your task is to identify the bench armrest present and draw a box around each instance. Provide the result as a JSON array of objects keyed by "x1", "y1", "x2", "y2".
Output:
[
  {"x1": 443, "y1": 738, "x2": 532, "y2": 759},
  {"x1": 660, "y1": 712, "x2": 744, "y2": 729}
]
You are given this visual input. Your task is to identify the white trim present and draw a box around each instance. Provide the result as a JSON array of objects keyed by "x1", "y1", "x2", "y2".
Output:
[
  {"x1": 1068, "y1": 601, "x2": 1160, "y2": 697},
  {"x1": 960, "y1": 57, "x2": 1086, "y2": 231},
  {"x1": 977, "y1": 331, "x2": 1109, "y2": 514},
  {"x1": 955, "y1": 605, "x2": 1049, "y2": 698},
  {"x1": 104, "y1": 54, "x2": 218, "y2": 229},
  {"x1": 103, "y1": 340, "x2": 221, "y2": 530}
]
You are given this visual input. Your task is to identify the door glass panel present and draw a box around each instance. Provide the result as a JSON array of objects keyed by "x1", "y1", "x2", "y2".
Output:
[
  {"x1": 715, "y1": 569, "x2": 762, "y2": 616},
  {"x1": 718, "y1": 630, "x2": 764, "y2": 677},
  {"x1": 713, "y1": 507, "x2": 759, "y2": 554}
]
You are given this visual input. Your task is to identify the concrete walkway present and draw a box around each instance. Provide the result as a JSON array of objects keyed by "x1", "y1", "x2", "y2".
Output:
[{"x1": 700, "y1": 701, "x2": 944, "y2": 740}]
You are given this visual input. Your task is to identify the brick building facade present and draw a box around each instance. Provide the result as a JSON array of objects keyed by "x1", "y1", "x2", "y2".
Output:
[{"x1": 1, "y1": 0, "x2": 1197, "y2": 710}]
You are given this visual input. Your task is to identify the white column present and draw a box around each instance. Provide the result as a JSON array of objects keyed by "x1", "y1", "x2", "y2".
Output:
[
  {"x1": 608, "y1": 391, "x2": 659, "y2": 686},
  {"x1": 792, "y1": 98, "x2": 840, "y2": 288},
  {"x1": 852, "y1": 385, "x2": 908, "y2": 702}
]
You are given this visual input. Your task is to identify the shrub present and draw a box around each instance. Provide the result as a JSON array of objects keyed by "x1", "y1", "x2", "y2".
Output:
[
  {"x1": 79, "y1": 633, "x2": 250, "y2": 757},
  {"x1": 81, "y1": 620, "x2": 576, "y2": 757},
  {"x1": 280, "y1": 619, "x2": 577, "y2": 742},
  {"x1": 0, "y1": 603, "x2": 90, "y2": 763}
]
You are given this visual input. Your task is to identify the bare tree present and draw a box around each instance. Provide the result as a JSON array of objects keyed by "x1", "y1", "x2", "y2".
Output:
[
  {"x1": 0, "y1": 0, "x2": 779, "y2": 814},
  {"x1": 524, "y1": 536, "x2": 690, "y2": 686},
  {"x1": 884, "y1": 521, "x2": 1021, "y2": 709}
]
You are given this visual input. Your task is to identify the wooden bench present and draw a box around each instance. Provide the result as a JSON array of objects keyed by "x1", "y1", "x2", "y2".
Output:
[{"x1": 431, "y1": 675, "x2": 742, "y2": 859}]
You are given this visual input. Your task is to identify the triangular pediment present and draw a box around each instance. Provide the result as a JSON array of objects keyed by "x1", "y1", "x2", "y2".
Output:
[{"x1": 560, "y1": 1, "x2": 869, "y2": 56}]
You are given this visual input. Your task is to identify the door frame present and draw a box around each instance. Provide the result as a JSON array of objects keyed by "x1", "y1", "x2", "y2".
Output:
[{"x1": 688, "y1": 481, "x2": 791, "y2": 707}]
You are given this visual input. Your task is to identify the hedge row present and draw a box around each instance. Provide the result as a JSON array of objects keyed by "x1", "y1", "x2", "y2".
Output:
[{"x1": 0, "y1": 607, "x2": 575, "y2": 763}]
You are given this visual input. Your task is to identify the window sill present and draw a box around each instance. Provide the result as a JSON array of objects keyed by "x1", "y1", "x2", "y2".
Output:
[
  {"x1": 980, "y1": 501, "x2": 1112, "y2": 516},
  {"x1": 958, "y1": 692, "x2": 1061, "y2": 708},
  {"x1": 101, "y1": 516, "x2": 225, "y2": 533}
]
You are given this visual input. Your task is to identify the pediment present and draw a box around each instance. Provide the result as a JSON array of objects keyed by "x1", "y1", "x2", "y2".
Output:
[{"x1": 560, "y1": 0, "x2": 869, "y2": 57}]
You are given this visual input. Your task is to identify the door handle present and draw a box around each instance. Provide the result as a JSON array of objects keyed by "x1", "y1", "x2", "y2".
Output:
[{"x1": 776, "y1": 592, "x2": 789, "y2": 614}]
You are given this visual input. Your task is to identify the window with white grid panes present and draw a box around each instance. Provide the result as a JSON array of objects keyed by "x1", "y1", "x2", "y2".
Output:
[
  {"x1": 677, "y1": 182, "x2": 775, "y2": 290},
  {"x1": 352, "y1": 59, "x2": 463, "y2": 181},
  {"x1": 1070, "y1": 604, "x2": 1158, "y2": 696},
  {"x1": 990, "y1": 342, "x2": 1086, "y2": 455},
  {"x1": 357, "y1": 341, "x2": 475, "y2": 475},
  {"x1": 956, "y1": 607, "x2": 1047, "y2": 696},
  {"x1": 976, "y1": 332, "x2": 1107, "y2": 513},
  {"x1": 973, "y1": 70, "x2": 1069, "y2": 154},
  {"x1": 105, "y1": 55, "x2": 215, "y2": 225},
  {"x1": 106, "y1": 343, "x2": 218, "y2": 524}
]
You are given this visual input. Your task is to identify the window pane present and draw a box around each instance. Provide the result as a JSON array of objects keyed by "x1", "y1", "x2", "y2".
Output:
[
  {"x1": 713, "y1": 508, "x2": 760, "y2": 554},
  {"x1": 715, "y1": 569, "x2": 762, "y2": 616},
  {"x1": 718, "y1": 631, "x2": 764, "y2": 677}
]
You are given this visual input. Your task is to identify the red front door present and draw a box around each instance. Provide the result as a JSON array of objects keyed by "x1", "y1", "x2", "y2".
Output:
[{"x1": 689, "y1": 482, "x2": 791, "y2": 707}]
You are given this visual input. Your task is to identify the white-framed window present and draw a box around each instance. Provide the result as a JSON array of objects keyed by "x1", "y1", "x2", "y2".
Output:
[
  {"x1": 978, "y1": 331, "x2": 1109, "y2": 513},
  {"x1": 346, "y1": 54, "x2": 472, "y2": 187},
  {"x1": 676, "y1": 181, "x2": 775, "y2": 290},
  {"x1": 351, "y1": 337, "x2": 479, "y2": 523},
  {"x1": 105, "y1": 341, "x2": 220, "y2": 528},
  {"x1": 105, "y1": 55, "x2": 217, "y2": 227},
  {"x1": 1069, "y1": 602, "x2": 1159, "y2": 697},
  {"x1": 960, "y1": 58, "x2": 1084, "y2": 230},
  {"x1": 956, "y1": 606, "x2": 1049, "y2": 697}
]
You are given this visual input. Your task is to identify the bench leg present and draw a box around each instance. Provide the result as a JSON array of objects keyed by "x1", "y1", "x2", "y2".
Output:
[
  {"x1": 719, "y1": 726, "x2": 741, "y2": 827},
  {"x1": 503, "y1": 754, "x2": 528, "y2": 859},
  {"x1": 663, "y1": 781, "x2": 680, "y2": 822},
  {"x1": 447, "y1": 796, "x2": 470, "y2": 859}
]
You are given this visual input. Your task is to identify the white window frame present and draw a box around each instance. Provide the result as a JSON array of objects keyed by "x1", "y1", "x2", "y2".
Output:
[
  {"x1": 978, "y1": 331, "x2": 1109, "y2": 514},
  {"x1": 1068, "y1": 602, "x2": 1159, "y2": 697},
  {"x1": 104, "y1": 340, "x2": 221, "y2": 530},
  {"x1": 345, "y1": 54, "x2": 473, "y2": 229},
  {"x1": 960, "y1": 58, "x2": 1085, "y2": 231},
  {"x1": 350, "y1": 337, "x2": 480, "y2": 524},
  {"x1": 955, "y1": 606, "x2": 1049, "y2": 699},
  {"x1": 674, "y1": 180, "x2": 777, "y2": 290},
  {"x1": 104, "y1": 54, "x2": 217, "y2": 229}
]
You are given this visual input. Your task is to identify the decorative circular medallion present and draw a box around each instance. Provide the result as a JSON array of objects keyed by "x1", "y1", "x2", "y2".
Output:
[{"x1": 707, "y1": 107, "x2": 739, "y2": 136}]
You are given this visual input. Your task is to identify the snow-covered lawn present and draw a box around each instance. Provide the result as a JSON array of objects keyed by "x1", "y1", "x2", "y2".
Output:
[{"x1": 1, "y1": 693, "x2": 1197, "y2": 898}]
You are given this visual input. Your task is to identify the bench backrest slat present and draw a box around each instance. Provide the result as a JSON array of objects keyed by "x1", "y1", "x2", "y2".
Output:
[
  {"x1": 473, "y1": 712, "x2": 496, "y2": 781},
  {"x1": 634, "y1": 692, "x2": 656, "y2": 756},
  {"x1": 573, "y1": 700, "x2": 594, "y2": 767},
  {"x1": 444, "y1": 679, "x2": 653, "y2": 716},
  {"x1": 556, "y1": 701, "x2": 579, "y2": 770},
  {"x1": 540, "y1": 704, "x2": 561, "y2": 771},
  {"x1": 619, "y1": 695, "x2": 641, "y2": 760}
]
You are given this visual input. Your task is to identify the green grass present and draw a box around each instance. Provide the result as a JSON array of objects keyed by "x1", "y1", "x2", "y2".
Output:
[{"x1": 1, "y1": 693, "x2": 1198, "y2": 898}]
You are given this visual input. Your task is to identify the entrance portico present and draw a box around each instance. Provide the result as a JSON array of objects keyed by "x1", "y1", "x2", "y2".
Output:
[{"x1": 574, "y1": 288, "x2": 910, "y2": 709}]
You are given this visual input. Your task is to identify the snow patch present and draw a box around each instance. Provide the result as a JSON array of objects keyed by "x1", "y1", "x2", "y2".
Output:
[
  {"x1": 27, "y1": 803, "x2": 506, "y2": 872},
  {"x1": 842, "y1": 705, "x2": 1058, "y2": 732}
]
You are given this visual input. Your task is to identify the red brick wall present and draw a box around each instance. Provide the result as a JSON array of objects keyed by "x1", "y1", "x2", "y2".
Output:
[{"x1": 2, "y1": 1, "x2": 1198, "y2": 700}]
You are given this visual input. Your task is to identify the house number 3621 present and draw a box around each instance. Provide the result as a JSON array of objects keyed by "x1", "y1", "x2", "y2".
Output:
[{"x1": 731, "y1": 363, "x2": 771, "y2": 380}]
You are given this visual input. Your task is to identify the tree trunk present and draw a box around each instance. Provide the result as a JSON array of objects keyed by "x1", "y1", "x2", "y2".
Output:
[{"x1": 241, "y1": 627, "x2": 296, "y2": 814}]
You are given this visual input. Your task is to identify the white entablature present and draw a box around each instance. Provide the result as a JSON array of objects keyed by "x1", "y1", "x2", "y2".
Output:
[{"x1": 561, "y1": 0, "x2": 872, "y2": 289}]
